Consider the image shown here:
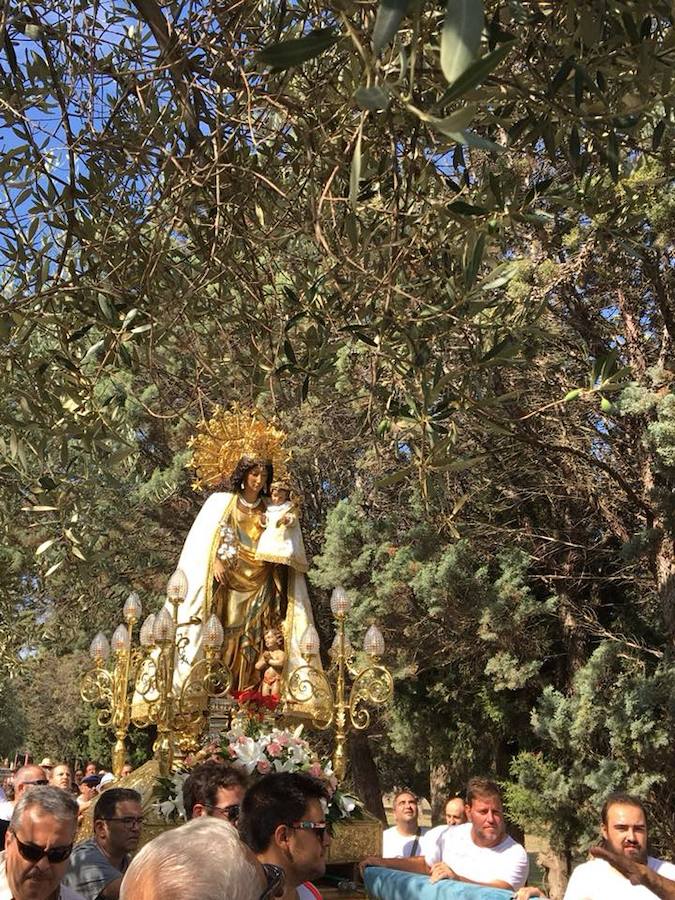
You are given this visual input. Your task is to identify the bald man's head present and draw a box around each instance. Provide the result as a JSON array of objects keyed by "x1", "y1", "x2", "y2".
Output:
[
  {"x1": 13, "y1": 766, "x2": 48, "y2": 800},
  {"x1": 120, "y1": 817, "x2": 266, "y2": 900},
  {"x1": 445, "y1": 796, "x2": 467, "y2": 826}
]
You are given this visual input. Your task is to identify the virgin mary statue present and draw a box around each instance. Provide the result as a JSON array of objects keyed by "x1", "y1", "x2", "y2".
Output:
[{"x1": 161, "y1": 406, "x2": 319, "y2": 699}]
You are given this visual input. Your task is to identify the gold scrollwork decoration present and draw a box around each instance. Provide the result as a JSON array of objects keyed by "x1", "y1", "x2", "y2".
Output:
[
  {"x1": 349, "y1": 665, "x2": 394, "y2": 730},
  {"x1": 287, "y1": 665, "x2": 335, "y2": 729}
]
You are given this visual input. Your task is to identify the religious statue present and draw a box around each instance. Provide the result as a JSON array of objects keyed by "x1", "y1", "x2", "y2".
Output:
[
  {"x1": 254, "y1": 627, "x2": 286, "y2": 698},
  {"x1": 158, "y1": 406, "x2": 320, "y2": 699}
]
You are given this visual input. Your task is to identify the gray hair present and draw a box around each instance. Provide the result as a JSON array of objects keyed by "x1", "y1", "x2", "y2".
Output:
[
  {"x1": 10, "y1": 785, "x2": 79, "y2": 831},
  {"x1": 120, "y1": 817, "x2": 263, "y2": 900}
]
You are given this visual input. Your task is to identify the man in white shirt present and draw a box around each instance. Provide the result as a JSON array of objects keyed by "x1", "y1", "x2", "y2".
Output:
[
  {"x1": 361, "y1": 776, "x2": 528, "y2": 892},
  {"x1": 563, "y1": 793, "x2": 675, "y2": 900},
  {"x1": 381, "y1": 790, "x2": 427, "y2": 858},
  {"x1": 425, "y1": 777, "x2": 529, "y2": 891}
]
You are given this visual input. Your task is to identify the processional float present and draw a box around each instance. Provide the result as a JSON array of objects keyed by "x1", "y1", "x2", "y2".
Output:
[{"x1": 79, "y1": 406, "x2": 393, "y2": 861}]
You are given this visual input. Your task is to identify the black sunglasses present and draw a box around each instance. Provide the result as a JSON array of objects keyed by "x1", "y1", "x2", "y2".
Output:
[
  {"x1": 10, "y1": 830, "x2": 73, "y2": 864},
  {"x1": 22, "y1": 779, "x2": 49, "y2": 786},
  {"x1": 260, "y1": 862, "x2": 285, "y2": 900},
  {"x1": 289, "y1": 820, "x2": 330, "y2": 842},
  {"x1": 205, "y1": 803, "x2": 240, "y2": 823}
]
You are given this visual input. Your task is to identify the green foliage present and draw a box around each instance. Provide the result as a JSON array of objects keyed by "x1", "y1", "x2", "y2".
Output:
[{"x1": 506, "y1": 644, "x2": 675, "y2": 855}]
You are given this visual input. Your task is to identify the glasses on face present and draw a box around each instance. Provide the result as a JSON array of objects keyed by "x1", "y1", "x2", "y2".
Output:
[
  {"x1": 103, "y1": 816, "x2": 144, "y2": 828},
  {"x1": 22, "y1": 780, "x2": 49, "y2": 787},
  {"x1": 259, "y1": 863, "x2": 285, "y2": 900},
  {"x1": 206, "y1": 803, "x2": 240, "y2": 823},
  {"x1": 289, "y1": 820, "x2": 330, "y2": 842},
  {"x1": 10, "y1": 831, "x2": 73, "y2": 864}
]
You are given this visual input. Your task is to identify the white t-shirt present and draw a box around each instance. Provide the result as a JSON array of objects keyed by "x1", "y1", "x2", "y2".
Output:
[
  {"x1": 564, "y1": 856, "x2": 675, "y2": 900},
  {"x1": 424, "y1": 821, "x2": 529, "y2": 890},
  {"x1": 420, "y1": 824, "x2": 451, "y2": 858},
  {"x1": 382, "y1": 825, "x2": 428, "y2": 858}
]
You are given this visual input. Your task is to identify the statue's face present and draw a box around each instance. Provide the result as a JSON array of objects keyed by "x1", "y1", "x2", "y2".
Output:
[
  {"x1": 270, "y1": 487, "x2": 289, "y2": 505},
  {"x1": 264, "y1": 630, "x2": 279, "y2": 649},
  {"x1": 244, "y1": 465, "x2": 267, "y2": 495}
]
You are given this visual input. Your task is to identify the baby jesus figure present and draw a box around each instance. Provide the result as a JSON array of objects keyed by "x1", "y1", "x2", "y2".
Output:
[
  {"x1": 255, "y1": 480, "x2": 308, "y2": 572},
  {"x1": 255, "y1": 627, "x2": 286, "y2": 698}
]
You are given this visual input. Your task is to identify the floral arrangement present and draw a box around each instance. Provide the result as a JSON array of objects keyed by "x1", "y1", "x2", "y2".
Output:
[{"x1": 154, "y1": 702, "x2": 362, "y2": 827}]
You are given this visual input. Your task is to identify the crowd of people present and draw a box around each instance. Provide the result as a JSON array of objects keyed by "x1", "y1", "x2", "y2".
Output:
[
  {"x1": 365, "y1": 780, "x2": 675, "y2": 899},
  {"x1": 1, "y1": 758, "x2": 674, "y2": 900}
]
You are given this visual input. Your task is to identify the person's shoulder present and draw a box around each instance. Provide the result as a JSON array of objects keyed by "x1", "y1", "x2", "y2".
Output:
[
  {"x1": 568, "y1": 857, "x2": 606, "y2": 881},
  {"x1": 452, "y1": 822, "x2": 472, "y2": 840},
  {"x1": 649, "y1": 856, "x2": 675, "y2": 879},
  {"x1": 496, "y1": 832, "x2": 528, "y2": 858},
  {"x1": 382, "y1": 825, "x2": 397, "y2": 836},
  {"x1": 297, "y1": 882, "x2": 322, "y2": 900},
  {"x1": 60, "y1": 885, "x2": 87, "y2": 900},
  {"x1": 70, "y1": 838, "x2": 103, "y2": 862}
]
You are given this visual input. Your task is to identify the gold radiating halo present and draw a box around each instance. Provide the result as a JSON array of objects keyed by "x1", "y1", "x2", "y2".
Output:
[{"x1": 189, "y1": 404, "x2": 290, "y2": 490}]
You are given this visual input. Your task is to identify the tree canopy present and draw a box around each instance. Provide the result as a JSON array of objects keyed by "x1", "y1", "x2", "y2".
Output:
[{"x1": 0, "y1": 1, "x2": 673, "y2": 893}]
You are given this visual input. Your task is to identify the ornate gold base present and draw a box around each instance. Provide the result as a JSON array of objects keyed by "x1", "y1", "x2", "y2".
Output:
[{"x1": 327, "y1": 812, "x2": 383, "y2": 863}]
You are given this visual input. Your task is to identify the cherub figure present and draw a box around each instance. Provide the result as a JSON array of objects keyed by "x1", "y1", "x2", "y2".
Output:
[
  {"x1": 255, "y1": 480, "x2": 308, "y2": 572},
  {"x1": 255, "y1": 627, "x2": 286, "y2": 698}
]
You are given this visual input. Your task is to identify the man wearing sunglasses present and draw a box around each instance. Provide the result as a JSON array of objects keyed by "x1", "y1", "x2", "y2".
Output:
[
  {"x1": 240, "y1": 772, "x2": 331, "y2": 900},
  {"x1": 182, "y1": 760, "x2": 247, "y2": 824},
  {"x1": 0, "y1": 784, "x2": 84, "y2": 900},
  {"x1": 62, "y1": 789, "x2": 142, "y2": 900},
  {"x1": 0, "y1": 765, "x2": 50, "y2": 849}
]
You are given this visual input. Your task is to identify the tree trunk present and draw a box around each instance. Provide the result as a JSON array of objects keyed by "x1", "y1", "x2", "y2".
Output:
[
  {"x1": 430, "y1": 762, "x2": 451, "y2": 825},
  {"x1": 537, "y1": 847, "x2": 572, "y2": 900},
  {"x1": 349, "y1": 731, "x2": 386, "y2": 823}
]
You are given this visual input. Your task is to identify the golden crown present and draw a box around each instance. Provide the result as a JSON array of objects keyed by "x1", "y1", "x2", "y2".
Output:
[{"x1": 189, "y1": 405, "x2": 290, "y2": 490}]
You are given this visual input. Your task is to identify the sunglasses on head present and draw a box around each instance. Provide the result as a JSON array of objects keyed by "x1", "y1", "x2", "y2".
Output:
[
  {"x1": 288, "y1": 820, "x2": 330, "y2": 842},
  {"x1": 10, "y1": 831, "x2": 73, "y2": 864},
  {"x1": 260, "y1": 862, "x2": 285, "y2": 900},
  {"x1": 205, "y1": 803, "x2": 240, "y2": 823}
]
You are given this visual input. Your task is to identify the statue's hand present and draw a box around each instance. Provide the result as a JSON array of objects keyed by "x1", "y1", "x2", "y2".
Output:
[
  {"x1": 430, "y1": 862, "x2": 457, "y2": 883},
  {"x1": 213, "y1": 557, "x2": 227, "y2": 584}
]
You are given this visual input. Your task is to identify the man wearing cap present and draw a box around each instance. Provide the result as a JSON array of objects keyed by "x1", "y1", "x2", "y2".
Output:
[
  {"x1": 39, "y1": 759, "x2": 55, "y2": 781},
  {"x1": 76, "y1": 775, "x2": 100, "y2": 825},
  {"x1": 63, "y1": 788, "x2": 142, "y2": 900},
  {"x1": 0, "y1": 784, "x2": 84, "y2": 900}
]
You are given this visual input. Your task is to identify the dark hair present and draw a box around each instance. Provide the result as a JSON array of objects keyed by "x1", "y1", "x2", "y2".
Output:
[
  {"x1": 226, "y1": 457, "x2": 273, "y2": 496},
  {"x1": 466, "y1": 777, "x2": 503, "y2": 805},
  {"x1": 601, "y1": 792, "x2": 648, "y2": 827},
  {"x1": 93, "y1": 788, "x2": 141, "y2": 822},
  {"x1": 239, "y1": 772, "x2": 329, "y2": 853},
  {"x1": 182, "y1": 762, "x2": 247, "y2": 820}
]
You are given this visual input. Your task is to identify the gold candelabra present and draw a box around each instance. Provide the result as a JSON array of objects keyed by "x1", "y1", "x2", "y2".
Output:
[
  {"x1": 80, "y1": 570, "x2": 232, "y2": 777},
  {"x1": 288, "y1": 586, "x2": 393, "y2": 781}
]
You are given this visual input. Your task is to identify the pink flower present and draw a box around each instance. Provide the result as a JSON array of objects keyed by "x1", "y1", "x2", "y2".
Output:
[
  {"x1": 308, "y1": 763, "x2": 324, "y2": 778},
  {"x1": 257, "y1": 759, "x2": 272, "y2": 774},
  {"x1": 266, "y1": 741, "x2": 283, "y2": 758},
  {"x1": 228, "y1": 746, "x2": 237, "y2": 759},
  {"x1": 276, "y1": 733, "x2": 290, "y2": 746}
]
